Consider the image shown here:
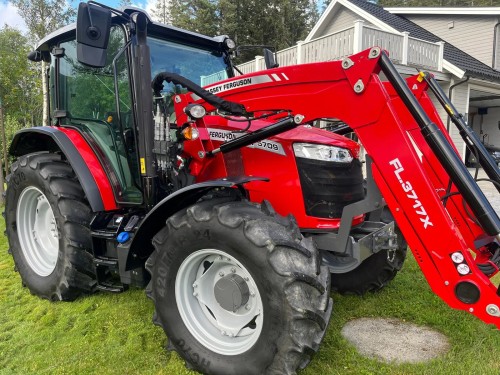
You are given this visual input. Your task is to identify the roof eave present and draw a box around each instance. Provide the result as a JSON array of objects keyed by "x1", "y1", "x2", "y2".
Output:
[
  {"x1": 443, "y1": 60, "x2": 466, "y2": 79},
  {"x1": 385, "y1": 7, "x2": 500, "y2": 15},
  {"x1": 306, "y1": 0, "x2": 399, "y2": 42}
]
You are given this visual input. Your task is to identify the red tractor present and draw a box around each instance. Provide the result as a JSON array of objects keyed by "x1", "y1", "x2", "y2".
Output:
[{"x1": 4, "y1": 2, "x2": 500, "y2": 374}]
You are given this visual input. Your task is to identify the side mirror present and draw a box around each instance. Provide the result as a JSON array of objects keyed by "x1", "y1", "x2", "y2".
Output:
[
  {"x1": 263, "y1": 48, "x2": 279, "y2": 69},
  {"x1": 76, "y1": 2, "x2": 112, "y2": 68}
]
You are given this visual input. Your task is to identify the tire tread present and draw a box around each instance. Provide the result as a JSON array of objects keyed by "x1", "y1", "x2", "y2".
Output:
[
  {"x1": 5, "y1": 152, "x2": 96, "y2": 301},
  {"x1": 146, "y1": 199, "x2": 332, "y2": 375}
]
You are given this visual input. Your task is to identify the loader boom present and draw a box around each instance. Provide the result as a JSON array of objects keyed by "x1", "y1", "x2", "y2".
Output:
[{"x1": 175, "y1": 47, "x2": 500, "y2": 327}]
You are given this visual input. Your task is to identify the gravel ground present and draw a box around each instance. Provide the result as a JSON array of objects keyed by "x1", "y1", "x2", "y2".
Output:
[{"x1": 341, "y1": 318, "x2": 450, "y2": 364}]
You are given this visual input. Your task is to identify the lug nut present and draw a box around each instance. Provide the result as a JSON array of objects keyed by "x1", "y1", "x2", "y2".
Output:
[
  {"x1": 231, "y1": 267, "x2": 236, "y2": 273},
  {"x1": 219, "y1": 271, "x2": 225, "y2": 277}
]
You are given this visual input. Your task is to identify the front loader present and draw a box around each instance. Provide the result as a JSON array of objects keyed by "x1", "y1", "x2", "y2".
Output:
[{"x1": 3, "y1": 2, "x2": 500, "y2": 374}]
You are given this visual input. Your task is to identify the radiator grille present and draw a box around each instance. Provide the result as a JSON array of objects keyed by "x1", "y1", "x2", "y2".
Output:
[{"x1": 296, "y1": 158, "x2": 364, "y2": 218}]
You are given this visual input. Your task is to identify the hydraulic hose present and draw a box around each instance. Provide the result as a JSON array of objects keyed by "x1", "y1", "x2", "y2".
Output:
[{"x1": 151, "y1": 72, "x2": 247, "y2": 116}]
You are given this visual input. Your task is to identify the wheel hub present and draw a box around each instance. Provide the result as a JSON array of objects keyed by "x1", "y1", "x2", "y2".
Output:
[
  {"x1": 175, "y1": 249, "x2": 264, "y2": 355},
  {"x1": 214, "y1": 274, "x2": 250, "y2": 312}
]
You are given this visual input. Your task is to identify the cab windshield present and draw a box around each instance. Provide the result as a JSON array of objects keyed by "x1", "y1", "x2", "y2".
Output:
[{"x1": 148, "y1": 36, "x2": 231, "y2": 89}]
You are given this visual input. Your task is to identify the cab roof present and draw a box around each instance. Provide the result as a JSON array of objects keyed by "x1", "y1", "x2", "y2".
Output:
[{"x1": 36, "y1": 6, "x2": 227, "y2": 52}]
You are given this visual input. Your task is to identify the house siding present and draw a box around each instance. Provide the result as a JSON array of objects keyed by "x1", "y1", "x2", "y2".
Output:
[
  {"x1": 319, "y1": 8, "x2": 372, "y2": 36},
  {"x1": 449, "y1": 82, "x2": 469, "y2": 159},
  {"x1": 428, "y1": 80, "x2": 468, "y2": 160},
  {"x1": 404, "y1": 15, "x2": 497, "y2": 68}
]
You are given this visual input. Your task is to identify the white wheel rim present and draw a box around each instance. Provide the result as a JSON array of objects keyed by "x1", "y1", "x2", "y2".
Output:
[
  {"x1": 175, "y1": 249, "x2": 264, "y2": 355},
  {"x1": 16, "y1": 186, "x2": 59, "y2": 276}
]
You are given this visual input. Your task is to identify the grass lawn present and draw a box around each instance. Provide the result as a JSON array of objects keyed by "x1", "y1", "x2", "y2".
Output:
[{"x1": 1, "y1": 214, "x2": 499, "y2": 375}]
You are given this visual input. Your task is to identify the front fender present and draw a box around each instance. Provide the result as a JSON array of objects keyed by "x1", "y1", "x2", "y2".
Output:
[
  {"x1": 9, "y1": 127, "x2": 117, "y2": 212},
  {"x1": 122, "y1": 176, "x2": 268, "y2": 272}
]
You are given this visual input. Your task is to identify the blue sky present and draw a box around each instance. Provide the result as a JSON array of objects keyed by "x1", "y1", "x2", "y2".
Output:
[
  {"x1": 0, "y1": 0, "x2": 156, "y2": 32},
  {"x1": 97, "y1": 1, "x2": 154, "y2": 9}
]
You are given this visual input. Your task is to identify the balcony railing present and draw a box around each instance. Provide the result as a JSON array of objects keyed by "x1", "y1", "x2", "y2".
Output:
[{"x1": 237, "y1": 20, "x2": 444, "y2": 75}]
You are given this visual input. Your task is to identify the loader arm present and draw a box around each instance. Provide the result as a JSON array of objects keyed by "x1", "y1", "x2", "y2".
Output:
[{"x1": 174, "y1": 48, "x2": 500, "y2": 327}]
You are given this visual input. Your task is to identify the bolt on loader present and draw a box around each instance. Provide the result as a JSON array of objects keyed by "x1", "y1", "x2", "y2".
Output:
[{"x1": 3, "y1": 2, "x2": 500, "y2": 374}]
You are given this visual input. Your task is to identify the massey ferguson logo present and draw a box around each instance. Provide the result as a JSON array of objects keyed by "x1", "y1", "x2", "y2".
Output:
[
  {"x1": 207, "y1": 78, "x2": 253, "y2": 94},
  {"x1": 202, "y1": 74, "x2": 274, "y2": 96},
  {"x1": 389, "y1": 158, "x2": 433, "y2": 229}
]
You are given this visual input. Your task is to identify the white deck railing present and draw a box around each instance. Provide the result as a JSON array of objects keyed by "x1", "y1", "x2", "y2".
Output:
[
  {"x1": 407, "y1": 36, "x2": 442, "y2": 70},
  {"x1": 276, "y1": 45, "x2": 299, "y2": 67},
  {"x1": 236, "y1": 20, "x2": 444, "y2": 75},
  {"x1": 361, "y1": 25, "x2": 404, "y2": 63},
  {"x1": 303, "y1": 27, "x2": 355, "y2": 63}
]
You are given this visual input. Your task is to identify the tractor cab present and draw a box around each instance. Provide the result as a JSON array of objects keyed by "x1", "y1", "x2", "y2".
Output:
[{"x1": 31, "y1": 3, "x2": 235, "y2": 206}]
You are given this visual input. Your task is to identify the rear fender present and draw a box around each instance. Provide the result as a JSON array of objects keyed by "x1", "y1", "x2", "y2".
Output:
[
  {"x1": 9, "y1": 126, "x2": 117, "y2": 212},
  {"x1": 121, "y1": 177, "x2": 268, "y2": 272}
]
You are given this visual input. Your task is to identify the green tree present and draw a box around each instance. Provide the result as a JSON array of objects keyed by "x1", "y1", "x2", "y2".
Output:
[
  {"x1": 168, "y1": 0, "x2": 219, "y2": 36},
  {"x1": 0, "y1": 26, "x2": 31, "y2": 120},
  {"x1": 225, "y1": 0, "x2": 319, "y2": 62},
  {"x1": 0, "y1": 25, "x2": 42, "y2": 176},
  {"x1": 12, "y1": 0, "x2": 75, "y2": 126},
  {"x1": 152, "y1": 0, "x2": 170, "y2": 23},
  {"x1": 168, "y1": 0, "x2": 319, "y2": 62}
]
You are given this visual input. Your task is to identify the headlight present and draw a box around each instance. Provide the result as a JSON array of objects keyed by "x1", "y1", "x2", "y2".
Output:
[
  {"x1": 224, "y1": 38, "x2": 236, "y2": 49},
  {"x1": 293, "y1": 143, "x2": 353, "y2": 163},
  {"x1": 185, "y1": 104, "x2": 206, "y2": 119}
]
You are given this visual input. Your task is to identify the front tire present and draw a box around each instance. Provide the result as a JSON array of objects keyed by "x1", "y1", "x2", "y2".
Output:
[
  {"x1": 146, "y1": 199, "x2": 332, "y2": 375},
  {"x1": 330, "y1": 209, "x2": 407, "y2": 295},
  {"x1": 4, "y1": 152, "x2": 96, "y2": 301}
]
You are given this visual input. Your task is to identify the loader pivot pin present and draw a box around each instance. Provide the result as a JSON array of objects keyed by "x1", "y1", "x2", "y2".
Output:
[{"x1": 486, "y1": 304, "x2": 500, "y2": 317}]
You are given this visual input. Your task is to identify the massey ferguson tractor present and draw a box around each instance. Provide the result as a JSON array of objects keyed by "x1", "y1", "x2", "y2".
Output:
[{"x1": 3, "y1": 2, "x2": 500, "y2": 374}]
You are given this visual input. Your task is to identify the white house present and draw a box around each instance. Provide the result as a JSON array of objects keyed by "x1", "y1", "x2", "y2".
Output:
[{"x1": 238, "y1": 0, "x2": 500, "y2": 163}]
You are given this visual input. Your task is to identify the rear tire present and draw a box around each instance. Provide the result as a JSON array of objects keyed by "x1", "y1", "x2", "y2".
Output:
[
  {"x1": 4, "y1": 152, "x2": 96, "y2": 301},
  {"x1": 146, "y1": 199, "x2": 332, "y2": 375},
  {"x1": 331, "y1": 209, "x2": 407, "y2": 295}
]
